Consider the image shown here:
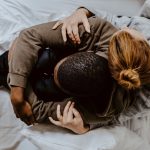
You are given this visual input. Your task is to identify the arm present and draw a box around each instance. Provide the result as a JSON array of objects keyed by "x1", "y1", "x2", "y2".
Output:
[
  {"x1": 8, "y1": 21, "x2": 69, "y2": 124},
  {"x1": 8, "y1": 21, "x2": 67, "y2": 89},
  {"x1": 10, "y1": 86, "x2": 35, "y2": 125},
  {"x1": 26, "y1": 84, "x2": 90, "y2": 133},
  {"x1": 25, "y1": 83, "x2": 73, "y2": 123}
]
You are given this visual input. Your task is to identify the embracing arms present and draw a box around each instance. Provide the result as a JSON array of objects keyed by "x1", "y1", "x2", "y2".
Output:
[{"x1": 8, "y1": 21, "x2": 68, "y2": 125}]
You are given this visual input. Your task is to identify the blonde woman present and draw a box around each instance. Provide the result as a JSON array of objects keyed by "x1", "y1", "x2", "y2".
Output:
[
  {"x1": 108, "y1": 28, "x2": 150, "y2": 90},
  {"x1": 8, "y1": 8, "x2": 150, "y2": 133},
  {"x1": 53, "y1": 7, "x2": 150, "y2": 89}
]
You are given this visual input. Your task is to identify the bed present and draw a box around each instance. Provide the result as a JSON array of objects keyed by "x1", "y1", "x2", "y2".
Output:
[{"x1": 1, "y1": 0, "x2": 150, "y2": 150}]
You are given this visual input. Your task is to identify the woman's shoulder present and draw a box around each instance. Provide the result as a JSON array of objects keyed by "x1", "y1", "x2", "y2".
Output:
[{"x1": 88, "y1": 16, "x2": 118, "y2": 32}]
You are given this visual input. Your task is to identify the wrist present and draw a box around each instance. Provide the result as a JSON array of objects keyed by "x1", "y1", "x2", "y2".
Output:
[
  {"x1": 10, "y1": 86, "x2": 25, "y2": 106},
  {"x1": 78, "y1": 124, "x2": 90, "y2": 134},
  {"x1": 76, "y1": 7, "x2": 90, "y2": 17},
  {"x1": 11, "y1": 97, "x2": 25, "y2": 107}
]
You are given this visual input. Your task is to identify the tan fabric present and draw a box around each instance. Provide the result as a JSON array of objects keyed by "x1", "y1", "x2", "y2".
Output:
[
  {"x1": 8, "y1": 16, "x2": 120, "y2": 125},
  {"x1": 8, "y1": 16, "x2": 117, "y2": 88}
]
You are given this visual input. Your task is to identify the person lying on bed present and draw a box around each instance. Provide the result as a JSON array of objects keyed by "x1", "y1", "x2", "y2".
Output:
[
  {"x1": 8, "y1": 16, "x2": 118, "y2": 129},
  {"x1": 8, "y1": 14, "x2": 149, "y2": 134},
  {"x1": 53, "y1": 7, "x2": 150, "y2": 106},
  {"x1": 1, "y1": 50, "x2": 116, "y2": 134}
]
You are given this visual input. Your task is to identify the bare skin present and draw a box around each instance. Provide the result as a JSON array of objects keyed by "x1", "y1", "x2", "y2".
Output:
[
  {"x1": 49, "y1": 101, "x2": 90, "y2": 134},
  {"x1": 10, "y1": 86, "x2": 35, "y2": 125},
  {"x1": 9, "y1": 38, "x2": 35, "y2": 125}
]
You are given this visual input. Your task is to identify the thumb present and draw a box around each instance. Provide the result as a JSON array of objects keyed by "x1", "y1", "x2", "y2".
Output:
[
  {"x1": 52, "y1": 21, "x2": 62, "y2": 30},
  {"x1": 82, "y1": 17, "x2": 90, "y2": 33}
]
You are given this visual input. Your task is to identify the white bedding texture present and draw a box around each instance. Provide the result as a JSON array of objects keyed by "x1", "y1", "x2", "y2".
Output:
[{"x1": 1, "y1": 0, "x2": 150, "y2": 150}]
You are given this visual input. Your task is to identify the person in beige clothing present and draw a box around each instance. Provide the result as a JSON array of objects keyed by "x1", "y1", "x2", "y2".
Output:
[
  {"x1": 7, "y1": 16, "x2": 134, "y2": 134},
  {"x1": 53, "y1": 7, "x2": 150, "y2": 90}
]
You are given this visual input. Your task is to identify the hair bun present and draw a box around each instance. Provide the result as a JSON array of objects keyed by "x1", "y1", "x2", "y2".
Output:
[{"x1": 118, "y1": 69, "x2": 141, "y2": 89}]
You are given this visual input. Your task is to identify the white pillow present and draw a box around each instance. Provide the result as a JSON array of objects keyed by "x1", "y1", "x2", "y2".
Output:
[
  {"x1": 139, "y1": 0, "x2": 150, "y2": 18},
  {"x1": 21, "y1": 124, "x2": 150, "y2": 150}
]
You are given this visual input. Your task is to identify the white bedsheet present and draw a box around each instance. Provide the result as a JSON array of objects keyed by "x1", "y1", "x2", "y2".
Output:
[
  {"x1": 0, "y1": 88, "x2": 38, "y2": 150},
  {"x1": 0, "y1": 0, "x2": 149, "y2": 150},
  {"x1": 0, "y1": 0, "x2": 145, "y2": 53},
  {"x1": 1, "y1": 87, "x2": 150, "y2": 150}
]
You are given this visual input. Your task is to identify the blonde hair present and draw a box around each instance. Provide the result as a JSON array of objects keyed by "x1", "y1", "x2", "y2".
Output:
[{"x1": 108, "y1": 31, "x2": 150, "y2": 90}]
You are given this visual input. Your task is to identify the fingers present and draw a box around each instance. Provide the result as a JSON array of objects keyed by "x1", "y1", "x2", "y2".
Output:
[
  {"x1": 20, "y1": 114, "x2": 35, "y2": 125},
  {"x1": 82, "y1": 17, "x2": 90, "y2": 33},
  {"x1": 20, "y1": 116, "x2": 31, "y2": 125},
  {"x1": 72, "y1": 25, "x2": 80, "y2": 44},
  {"x1": 52, "y1": 21, "x2": 62, "y2": 30},
  {"x1": 49, "y1": 101, "x2": 76, "y2": 129},
  {"x1": 63, "y1": 101, "x2": 72, "y2": 119},
  {"x1": 48, "y1": 105, "x2": 63, "y2": 127},
  {"x1": 67, "y1": 102, "x2": 75, "y2": 121},
  {"x1": 28, "y1": 115, "x2": 35, "y2": 125},
  {"x1": 49, "y1": 117, "x2": 61, "y2": 126},
  {"x1": 61, "y1": 25, "x2": 67, "y2": 42},
  {"x1": 57, "y1": 105, "x2": 63, "y2": 121},
  {"x1": 53, "y1": 21, "x2": 80, "y2": 44},
  {"x1": 67, "y1": 26, "x2": 76, "y2": 43},
  {"x1": 72, "y1": 108, "x2": 81, "y2": 118},
  {"x1": 52, "y1": 20, "x2": 68, "y2": 42}
]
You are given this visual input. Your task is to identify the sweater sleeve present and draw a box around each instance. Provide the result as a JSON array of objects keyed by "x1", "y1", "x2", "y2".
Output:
[
  {"x1": 8, "y1": 21, "x2": 67, "y2": 88},
  {"x1": 82, "y1": 16, "x2": 118, "y2": 59},
  {"x1": 25, "y1": 84, "x2": 73, "y2": 123}
]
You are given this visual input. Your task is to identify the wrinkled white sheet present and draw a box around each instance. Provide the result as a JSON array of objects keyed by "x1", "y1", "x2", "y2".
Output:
[
  {"x1": 0, "y1": 88, "x2": 38, "y2": 150},
  {"x1": 1, "y1": 87, "x2": 150, "y2": 150},
  {"x1": 21, "y1": 124, "x2": 150, "y2": 150},
  {"x1": 0, "y1": 0, "x2": 145, "y2": 53},
  {"x1": 0, "y1": 0, "x2": 150, "y2": 150}
]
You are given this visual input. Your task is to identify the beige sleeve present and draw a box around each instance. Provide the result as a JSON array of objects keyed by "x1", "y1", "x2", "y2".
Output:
[
  {"x1": 25, "y1": 84, "x2": 73, "y2": 123},
  {"x1": 8, "y1": 21, "x2": 67, "y2": 88},
  {"x1": 95, "y1": 18, "x2": 118, "y2": 59}
]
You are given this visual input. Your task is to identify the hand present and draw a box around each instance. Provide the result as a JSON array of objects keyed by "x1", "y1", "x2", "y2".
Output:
[
  {"x1": 13, "y1": 101, "x2": 35, "y2": 125},
  {"x1": 52, "y1": 8, "x2": 90, "y2": 44},
  {"x1": 10, "y1": 86, "x2": 35, "y2": 125},
  {"x1": 49, "y1": 101, "x2": 90, "y2": 134}
]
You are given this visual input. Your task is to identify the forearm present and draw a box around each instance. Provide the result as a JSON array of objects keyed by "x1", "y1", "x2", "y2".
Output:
[
  {"x1": 8, "y1": 29, "x2": 42, "y2": 88},
  {"x1": 26, "y1": 84, "x2": 72, "y2": 122},
  {"x1": 33, "y1": 100, "x2": 70, "y2": 123},
  {"x1": 10, "y1": 86, "x2": 25, "y2": 106},
  {"x1": 8, "y1": 21, "x2": 67, "y2": 88}
]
